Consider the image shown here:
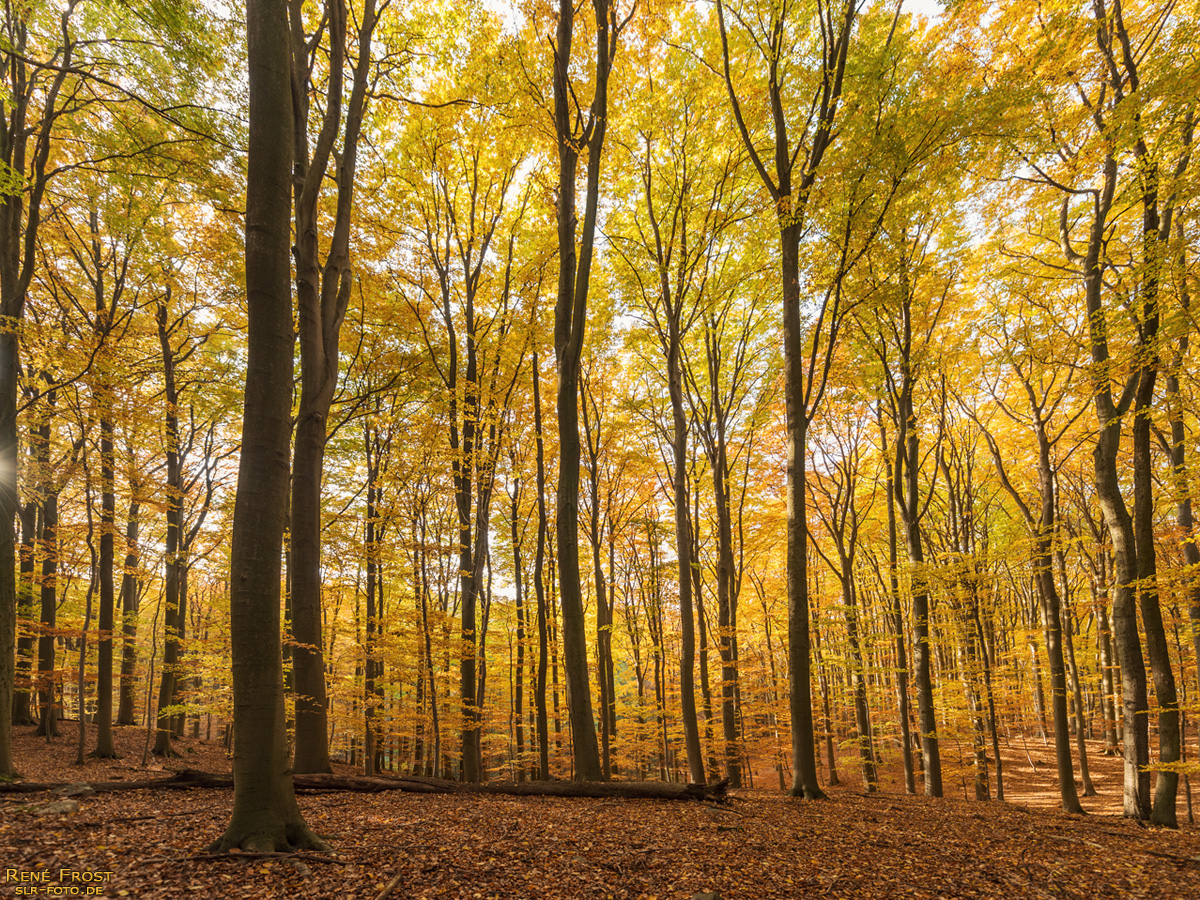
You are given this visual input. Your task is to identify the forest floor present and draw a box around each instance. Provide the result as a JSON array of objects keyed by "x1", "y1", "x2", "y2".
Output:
[{"x1": 2, "y1": 724, "x2": 1198, "y2": 899}]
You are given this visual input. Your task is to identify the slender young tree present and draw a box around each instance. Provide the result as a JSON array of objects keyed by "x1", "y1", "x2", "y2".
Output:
[
  {"x1": 808, "y1": 408, "x2": 879, "y2": 792},
  {"x1": 398, "y1": 132, "x2": 526, "y2": 781},
  {"x1": 116, "y1": 469, "x2": 143, "y2": 726},
  {"x1": 861, "y1": 223, "x2": 948, "y2": 798},
  {"x1": 12, "y1": 496, "x2": 37, "y2": 727},
  {"x1": 611, "y1": 93, "x2": 746, "y2": 784},
  {"x1": 874, "y1": 409, "x2": 916, "y2": 793},
  {"x1": 532, "y1": 351, "x2": 551, "y2": 779},
  {"x1": 580, "y1": 369, "x2": 620, "y2": 780},
  {"x1": 970, "y1": 301, "x2": 1091, "y2": 813},
  {"x1": 714, "y1": 0, "x2": 858, "y2": 798},
  {"x1": 550, "y1": 0, "x2": 630, "y2": 782},
  {"x1": 1160, "y1": 221, "x2": 1200, "y2": 731},
  {"x1": 151, "y1": 292, "x2": 185, "y2": 759},
  {"x1": 683, "y1": 268, "x2": 774, "y2": 790}
]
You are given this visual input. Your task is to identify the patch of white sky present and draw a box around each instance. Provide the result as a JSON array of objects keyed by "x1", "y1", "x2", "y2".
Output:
[
  {"x1": 479, "y1": 0, "x2": 946, "y2": 35},
  {"x1": 902, "y1": 0, "x2": 946, "y2": 23},
  {"x1": 480, "y1": 0, "x2": 526, "y2": 36}
]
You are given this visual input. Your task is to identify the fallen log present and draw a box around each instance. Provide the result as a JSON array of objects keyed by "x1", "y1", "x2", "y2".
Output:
[
  {"x1": 464, "y1": 777, "x2": 730, "y2": 802},
  {"x1": 0, "y1": 770, "x2": 730, "y2": 802},
  {"x1": 0, "y1": 771, "x2": 232, "y2": 794}
]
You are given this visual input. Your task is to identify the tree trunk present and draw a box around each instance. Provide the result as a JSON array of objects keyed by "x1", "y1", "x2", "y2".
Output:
[
  {"x1": 551, "y1": 0, "x2": 610, "y2": 783},
  {"x1": 532, "y1": 353, "x2": 550, "y2": 780},
  {"x1": 1162, "y1": 227, "x2": 1200, "y2": 768},
  {"x1": 35, "y1": 488, "x2": 59, "y2": 739},
  {"x1": 1095, "y1": 580, "x2": 1120, "y2": 754},
  {"x1": 211, "y1": 0, "x2": 322, "y2": 852},
  {"x1": 1026, "y1": 429, "x2": 1082, "y2": 813},
  {"x1": 1126, "y1": 81, "x2": 1184, "y2": 827},
  {"x1": 879, "y1": 417, "x2": 916, "y2": 794},
  {"x1": 12, "y1": 501, "x2": 38, "y2": 726},
  {"x1": 511, "y1": 477, "x2": 526, "y2": 782},
  {"x1": 33, "y1": 401, "x2": 64, "y2": 742},
  {"x1": 694, "y1": 523, "x2": 719, "y2": 780},
  {"x1": 1133, "y1": 357, "x2": 1179, "y2": 827},
  {"x1": 1056, "y1": 548, "x2": 1095, "y2": 796},
  {"x1": 973, "y1": 603, "x2": 1004, "y2": 800},
  {"x1": 1097, "y1": 426, "x2": 1151, "y2": 818},
  {"x1": 91, "y1": 323, "x2": 118, "y2": 758},
  {"x1": 1035, "y1": 563, "x2": 1082, "y2": 813},
  {"x1": 0, "y1": 325, "x2": 17, "y2": 770},
  {"x1": 363, "y1": 425, "x2": 382, "y2": 777},
  {"x1": 288, "y1": 0, "x2": 377, "y2": 776},
  {"x1": 153, "y1": 301, "x2": 183, "y2": 760},
  {"x1": 171, "y1": 567, "x2": 190, "y2": 739},
  {"x1": 76, "y1": 486, "x2": 97, "y2": 765},
  {"x1": 417, "y1": 515, "x2": 441, "y2": 778},
  {"x1": 669, "y1": 332, "x2": 705, "y2": 786},
  {"x1": 811, "y1": 596, "x2": 838, "y2": 787},
  {"x1": 781, "y1": 226, "x2": 824, "y2": 799},
  {"x1": 290, "y1": 406, "x2": 333, "y2": 774},
  {"x1": 116, "y1": 490, "x2": 141, "y2": 726},
  {"x1": 894, "y1": 365, "x2": 941, "y2": 797},
  {"x1": 476, "y1": 549, "x2": 495, "y2": 777},
  {"x1": 0, "y1": 0, "x2": 76, "y2": 779},
  {"x1": 844, "y1": 577, "x2": 876, "y2": 791},
  {"x1": 959, "y1": 634, "x2": 989, "y2": 802},
  {"x1": 711, "y1": 427, "x2": 742, "y2": 787},
  {"x1": 582, "y1": 391, "x2": 614, "y2": 780},
  {"x1": 4, "y1": 769, "x2": 731, "y2": 802}
]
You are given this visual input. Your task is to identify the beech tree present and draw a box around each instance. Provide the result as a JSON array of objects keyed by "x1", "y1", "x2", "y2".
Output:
[
  {"x1": 713, "y1": 0, "x2": 865, "y2": 798},
  {"x1": 288, "y1": 0, "x2": 384, "y2": 775},
  {"x1": 0, "y1": 0, "x2": 81, "y2": 776},
  {"x1": 549, "y1": 0, "x2": 631, "y2": 782},
  {"x1": 808, "y1": 401, "x2": 879, "y2": 791},
  {"x1": 859, "y1": 218, "x2": 950, "y2": 798},
  {"x1": 609, "y1": 63, "x2": 748, "y2": 783},
  {"x1": 396, "y1": 121, "x2": 529, "y2": 781},
  {"x1": 115, "y1": 462, "x2": 144, "y2": 727},
  {"x1": 211, "y1": 0, "x2": 324, "y2": 853},
  {"x1": 150, "y1": 287, "x2": 229, "y2": 758},
  {"x1": 1160, "y1": 221, "x2": 1200, "y2": 727},
  {"x1": 580, "y1": 361, "x2": 627, "y2": 780},
  {"x1": 970, "y1": 288, "x2": 1093, "y2": 811}
]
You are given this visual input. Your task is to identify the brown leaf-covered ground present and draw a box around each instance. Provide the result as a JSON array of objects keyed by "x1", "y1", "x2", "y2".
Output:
[{"x1": 2, "y1": 724, "x2": 1198, "y2": 899}]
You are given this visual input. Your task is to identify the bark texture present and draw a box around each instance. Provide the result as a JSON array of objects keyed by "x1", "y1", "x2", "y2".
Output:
[{"x1": 211, "y1": 0, "x2": 323, "y2": 853}]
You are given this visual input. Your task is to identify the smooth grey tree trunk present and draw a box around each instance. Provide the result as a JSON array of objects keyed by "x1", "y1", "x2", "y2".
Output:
[
  {"x1": 116, "y1": 489, "x2": 140, "y2": 725},
  {"x1": 550, "y1": 0, "x2": 615, "y2": 783},
  {"x1": 210, "y1": 0, "x2": 323, "y2": 853},
  {"x1": 532, "y1": 353, "x2": 551, "y2": 780}
]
